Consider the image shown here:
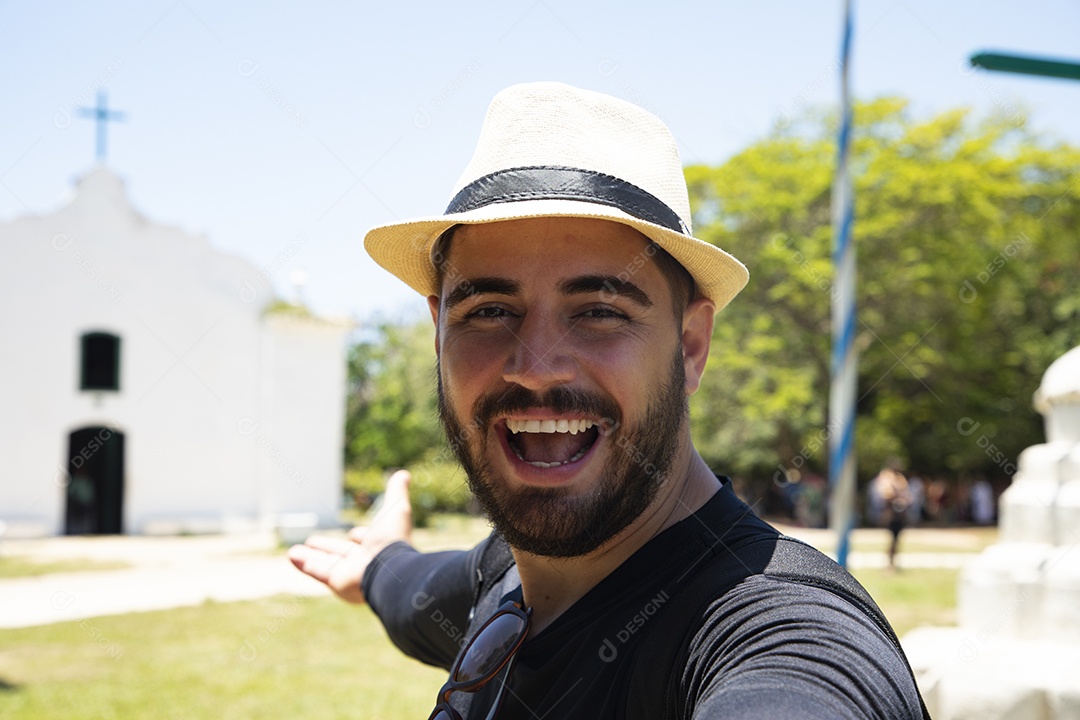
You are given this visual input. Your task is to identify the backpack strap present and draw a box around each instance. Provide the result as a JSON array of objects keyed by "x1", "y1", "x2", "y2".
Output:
[{"x1": 470, "y1": 532, "x2": 515, "y2": 616}]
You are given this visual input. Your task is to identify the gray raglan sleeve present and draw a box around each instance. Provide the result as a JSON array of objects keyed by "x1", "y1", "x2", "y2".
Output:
[{"x1": 684, "y1": 576, "x2": 925, "y2": 720}]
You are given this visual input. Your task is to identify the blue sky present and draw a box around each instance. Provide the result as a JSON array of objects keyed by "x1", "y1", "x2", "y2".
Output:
[{"x1": 3, "y1": 1, "x2": 1079, "y2": 322}]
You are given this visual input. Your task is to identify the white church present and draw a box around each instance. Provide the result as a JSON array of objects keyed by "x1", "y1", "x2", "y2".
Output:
[{"x1": 0, "y1": 167, "x2": 350, "y2": 537}]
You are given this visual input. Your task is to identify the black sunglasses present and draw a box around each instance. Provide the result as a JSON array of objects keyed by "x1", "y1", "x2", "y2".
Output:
[{"x1": 427, "y1": 600, "x2": 532, "y2": 720}]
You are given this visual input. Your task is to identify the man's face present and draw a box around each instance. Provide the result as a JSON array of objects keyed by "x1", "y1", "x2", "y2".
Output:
[{"x1": 430, "y1": 217, "x2": 695, "y2": 557}]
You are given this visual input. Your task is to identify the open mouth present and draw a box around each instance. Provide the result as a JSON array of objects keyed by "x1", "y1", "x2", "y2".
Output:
[{"x1": 503, "y1": 418, "x2": 601, "y2": 468}]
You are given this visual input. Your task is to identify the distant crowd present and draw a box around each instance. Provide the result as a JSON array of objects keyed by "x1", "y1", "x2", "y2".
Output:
[{"x1": 756, "y1": 469, "x2": 1004, "y2": 530}]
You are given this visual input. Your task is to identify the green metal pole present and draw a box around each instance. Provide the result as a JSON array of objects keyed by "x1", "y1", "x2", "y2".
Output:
[{"x1": 970, "y1": 52, "x2": 1080, "y2": 82}]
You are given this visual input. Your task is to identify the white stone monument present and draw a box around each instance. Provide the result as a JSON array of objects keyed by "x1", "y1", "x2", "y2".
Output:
[{"x1": 903, "y1": 346, "x2": 1080, "y2": 719}]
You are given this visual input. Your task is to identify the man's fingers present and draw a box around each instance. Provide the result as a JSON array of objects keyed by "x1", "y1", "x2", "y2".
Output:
[
  {"x1": 288, "y1": 470, "x2": 414, "y2": 606},
  {"x1": 286, "y1": 544, "x2": 338, "y2": 582},
  {"x1": 287, "y1": 536, "x2": 368, "y2": 604},
  {"x1": 302, "y1": 535, "x2": 358, "y2": 556},
  {"x1": 287, "y1": 535, "x2": 360, "y2": 581}
]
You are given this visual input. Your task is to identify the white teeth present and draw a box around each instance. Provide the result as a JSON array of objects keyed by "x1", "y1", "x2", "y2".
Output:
[
  {"x1": 506, "y1": 418, "x2": 598, "y2": 434},
  {"x1": 521, "y1": 443, "x2": 591, "y2": 468}
]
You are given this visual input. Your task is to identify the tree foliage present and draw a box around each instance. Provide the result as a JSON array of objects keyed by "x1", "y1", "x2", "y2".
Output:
[
  {"x1": 687, "y1": 98, "x2": 1080, "y2": 488},
  {"x1": 344, "y1": 320, "x2": 442, "y2": 471},
  {"x1": 342, "y1": 320, "x2": 475, "y2": 521}
]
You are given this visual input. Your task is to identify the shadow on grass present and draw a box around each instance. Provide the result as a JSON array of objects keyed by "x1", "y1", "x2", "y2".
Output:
[{"x1": 0, "y1": 676, "x2": 20, "y2": 691}]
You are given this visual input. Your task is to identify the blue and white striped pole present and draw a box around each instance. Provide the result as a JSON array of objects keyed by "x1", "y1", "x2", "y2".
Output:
[{"x1": 829, "y1": 0, "x2": 857, "y2": 569}]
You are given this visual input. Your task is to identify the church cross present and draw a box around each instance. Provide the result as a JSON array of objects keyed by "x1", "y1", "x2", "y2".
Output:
[{"x1": 77, "y1": 91, "x2": 126, "y2": 162}]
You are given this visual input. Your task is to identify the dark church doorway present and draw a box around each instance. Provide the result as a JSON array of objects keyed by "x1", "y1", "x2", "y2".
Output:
[{"x1": 65, "y1": 427, "x2": 125, "y2": 535}]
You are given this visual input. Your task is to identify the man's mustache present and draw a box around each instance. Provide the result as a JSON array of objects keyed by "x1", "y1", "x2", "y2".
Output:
[{"x1": 472, "y1": 385, "x2": 620, "y2": 430}]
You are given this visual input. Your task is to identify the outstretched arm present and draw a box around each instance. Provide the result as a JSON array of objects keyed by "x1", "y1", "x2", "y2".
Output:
[
  {"x1": 288, "y1": 468, "x2": 489, "y2": 669},
  {"x1": 287, "y1": 469, "x2": 414, "y2": 604}
]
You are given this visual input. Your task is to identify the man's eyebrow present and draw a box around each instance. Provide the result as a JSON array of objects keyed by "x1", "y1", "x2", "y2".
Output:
[
  {"x1": 444, "y1": 277, "x2": 521, "y2": 310},
  {"x1": 560, "y1": 275, "x2": 654, "y2": 308}
]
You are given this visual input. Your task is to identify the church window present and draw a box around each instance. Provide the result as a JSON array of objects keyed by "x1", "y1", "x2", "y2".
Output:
[{"x1": 80, "y1": 332, "x2": 121, "y2": 391}]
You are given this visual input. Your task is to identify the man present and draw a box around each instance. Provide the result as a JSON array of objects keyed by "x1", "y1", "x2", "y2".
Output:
[{"x1": 289, "y1": 82, "x2": 927, "y2": 719}]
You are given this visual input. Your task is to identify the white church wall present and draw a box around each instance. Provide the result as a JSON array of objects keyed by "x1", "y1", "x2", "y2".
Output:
[
  {"x1": 258, "y1": 313, "x2": 350, "y2": 529},
  {"x1": 0, "y1": 169, "x2": 348, "y2": 536}
]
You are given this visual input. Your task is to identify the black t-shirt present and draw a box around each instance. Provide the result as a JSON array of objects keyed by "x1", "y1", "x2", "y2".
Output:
[{"x1": 363, "y1": 480, "x2": 926, "y2": 719}]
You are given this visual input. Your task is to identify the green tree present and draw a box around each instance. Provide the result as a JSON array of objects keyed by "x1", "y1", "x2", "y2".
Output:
[
  {"x1": 687, "y1": 98, "x2": 1080, "y2": 497},
  {"x1": 344, "y1": 320, "x2": 442, "y2": 471},
  {"x1": 343, "y1": 320, "x2": 475, "y2": 519}
]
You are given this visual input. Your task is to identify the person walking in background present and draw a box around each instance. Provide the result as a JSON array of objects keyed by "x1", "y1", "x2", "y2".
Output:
[{"x1": 874, "y1": 462, "x2": 912, "y2": 570}]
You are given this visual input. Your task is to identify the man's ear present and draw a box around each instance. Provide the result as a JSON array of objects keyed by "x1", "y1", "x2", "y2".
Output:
[
  {"x1": 681, "y1": 297, "x2": 714, "y2": 395},
  {"x1": 427, "y1": 295, "x2": 441, "y2": 355}
]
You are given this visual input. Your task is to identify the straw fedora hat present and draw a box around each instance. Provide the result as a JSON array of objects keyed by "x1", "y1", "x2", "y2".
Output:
[{"x1": 363, "y1": 81, "x2": 748, "y2": 312}]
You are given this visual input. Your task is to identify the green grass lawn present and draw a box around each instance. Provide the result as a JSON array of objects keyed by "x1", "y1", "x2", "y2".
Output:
[
  {"x1": 852, "y1": 567, "x2": 958, "y2": 636},
  {"x1": 0, "y1": 596, "x2": 445, "y2": 720},
  {"x1": 0, "y1": 566, "x2": 957, "y2": 719},
  {"x1": 0, "y1": 557, "x2": 129, "y2": 579},
  {"x1": 0, "y1": 516, "x2": 495, "y2": 719}
]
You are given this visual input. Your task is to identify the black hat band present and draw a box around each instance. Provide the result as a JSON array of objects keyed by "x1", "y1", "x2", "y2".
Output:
[{"x1": 445, "y1": 165, "x2": 688, "y2": 235}]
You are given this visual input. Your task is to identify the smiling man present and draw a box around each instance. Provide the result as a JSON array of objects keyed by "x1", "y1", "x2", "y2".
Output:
[
  {"x1": 289, "y1": 82, "x2": 928, "y2": 719},
  {"x1": 433, "y1": 217, "x2": 711, "y2": 568}
]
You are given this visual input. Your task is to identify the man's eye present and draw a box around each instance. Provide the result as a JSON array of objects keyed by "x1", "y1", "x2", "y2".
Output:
[
  {"x1": 468, "y1": 306, "x2": 511, "y2": 320},
  {"x1": 580, "y1": 307, "x2": 627, "y2": 320}
]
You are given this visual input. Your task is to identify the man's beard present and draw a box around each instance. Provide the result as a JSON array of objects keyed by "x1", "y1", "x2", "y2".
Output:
[{"x1": 437, "y1": 350, "x2": 688, "y2": 558}]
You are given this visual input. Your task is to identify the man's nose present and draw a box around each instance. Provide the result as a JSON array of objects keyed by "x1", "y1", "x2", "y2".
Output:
[{"x1": 502, "y1": 313, "x2": 576, "y2": 390}]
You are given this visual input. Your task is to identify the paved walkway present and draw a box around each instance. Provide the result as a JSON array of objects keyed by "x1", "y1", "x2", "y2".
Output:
[
  {"x1": 0, "y1": 527, "x2": 984, "y2": 629},
  {"x1": 0, "y1": 533, "x2": 329, "y2": 629}
]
